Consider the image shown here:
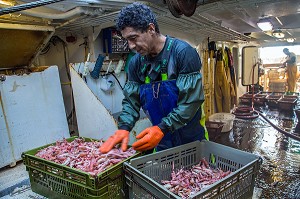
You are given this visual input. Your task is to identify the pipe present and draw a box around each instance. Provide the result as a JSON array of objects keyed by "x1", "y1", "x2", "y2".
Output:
[
  {"x1": 20, "y1": 7, "x2": 104, "y2": 20},
  {"x1": 0, "y1": 0, "x2": 65, "y2": 16}
]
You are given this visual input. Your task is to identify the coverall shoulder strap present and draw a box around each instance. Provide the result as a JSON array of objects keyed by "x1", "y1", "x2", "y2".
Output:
[
  {"x1": 140, "y1": 56, "x2": 147, "y2": 74},
  {"x1": 140, "y1": 37, "x2": 174, "y2": 74},
  {"x1": 161, "y1": 37, "x2": 174, "y2": 72}
]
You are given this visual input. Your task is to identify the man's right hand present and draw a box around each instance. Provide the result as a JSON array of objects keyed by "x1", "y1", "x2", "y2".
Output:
[{"x1": 99, "y1": 130, "x2": 130, "y2": 153}]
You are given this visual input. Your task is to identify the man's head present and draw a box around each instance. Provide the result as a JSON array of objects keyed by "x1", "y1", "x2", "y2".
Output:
[
  {"x1": 116, "y1": 2, "x2": 159, "y2": 33},
  {"x1": 116, "y1": 3, "x2": 160, "y2": 56},
  {"x1": 283, "y1": 48, "x2": 290, "y2": 55}
]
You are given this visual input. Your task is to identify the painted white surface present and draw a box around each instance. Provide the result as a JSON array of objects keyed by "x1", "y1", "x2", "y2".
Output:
[
  {"x1": 242, "y1": 46, "x2": 259, "y2": 86},
  {"x1": 72, "y1": 62, "x2": 125, "y2": 115},
  {"x1": 0, "y1": 66, "x2": 69, "y2": 168},
  {"x1": 70, "y1": 64, "x2": 152, "y2": 142},
  {"x1": 70, "y1": 66, "x2": 118, "y2": 140}
]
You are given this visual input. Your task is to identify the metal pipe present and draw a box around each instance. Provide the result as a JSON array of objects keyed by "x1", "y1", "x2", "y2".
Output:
[{"x1": 0, "y1": 0, "x2": 66, "y2": 16}]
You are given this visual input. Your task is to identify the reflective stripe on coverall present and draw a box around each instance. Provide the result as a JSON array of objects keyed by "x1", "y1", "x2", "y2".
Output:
[{"x1": 200, "y1": 102, "x2": 209, "y2": 140}]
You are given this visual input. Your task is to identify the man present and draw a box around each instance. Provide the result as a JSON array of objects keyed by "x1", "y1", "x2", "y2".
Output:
[
  {"x1": 100, "y1": 2, "x2": 207, "y2": 153},
  {"x1": 282, "y1": 48, "x2": 297, "y2": 92}
]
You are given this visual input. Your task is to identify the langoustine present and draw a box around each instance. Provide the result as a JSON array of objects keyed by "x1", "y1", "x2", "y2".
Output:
[
  {"x1": 161, "y1": 158, "x2": 231, "y2": 198},
  {"x1": 35, "y1": 137, "x2": 136, "y2": 176}
]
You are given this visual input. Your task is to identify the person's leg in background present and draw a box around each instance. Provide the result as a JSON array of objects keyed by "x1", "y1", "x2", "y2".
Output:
[{"x1": 287, "y1": 65, "x2": 297, "y2": 92}]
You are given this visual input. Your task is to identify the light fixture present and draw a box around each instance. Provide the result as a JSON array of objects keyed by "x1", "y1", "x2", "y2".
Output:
[
  {"x1": 257, "y1": 18, "x2": 273, "y2": 31},
  {"x1": 287, "y1": 38, "x2": 295, "y2": 43},
  {"x1": 272, "y1": 29, "x2": 285, "y2": 38},
  {"x1": 0, "y1": 0, "x2": 14, "y2": 6}
]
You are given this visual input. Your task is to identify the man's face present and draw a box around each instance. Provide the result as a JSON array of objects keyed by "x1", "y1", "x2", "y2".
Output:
[{"x1": 121, "y1": 26, "x2": 153, "y2": 56}]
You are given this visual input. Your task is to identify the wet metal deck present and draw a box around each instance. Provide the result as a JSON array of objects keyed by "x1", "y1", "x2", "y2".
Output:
[{"x1": 213, "y1": 107, "x2": 300, "y2": 199}]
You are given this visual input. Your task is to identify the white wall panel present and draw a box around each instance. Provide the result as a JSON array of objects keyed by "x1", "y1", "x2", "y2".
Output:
[
  {"x1": 70, "y1": 66, "x2": 118, "y2": 140},
  {"x1": 0, "y1": 66, "x2": 69, "y2": 168}
]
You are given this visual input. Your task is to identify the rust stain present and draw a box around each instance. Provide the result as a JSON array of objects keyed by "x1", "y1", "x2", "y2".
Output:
[
  {"x1": 0, "y1": 91, "x2": 17, "y2": 162},
  {"x1": 10, "y1": 81, "x2": 20, "y2": 92}
]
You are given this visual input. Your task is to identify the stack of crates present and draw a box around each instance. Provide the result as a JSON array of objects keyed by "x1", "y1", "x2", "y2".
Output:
[
  {"x1": 22, "y1": 136, "x2": 139, "y2": 199},
  {"x1": 268, "y1": 69, "x2": 286, "y2": 92},
  {"x1": 124, "y1": 140, "x2": 261, "y2": 199},
  {"x1": 268, "y1": 69, "x2": 281, "y2": 80},
  {"x1": 269, "y1": 80, "x2": 286, "y2": 92}
]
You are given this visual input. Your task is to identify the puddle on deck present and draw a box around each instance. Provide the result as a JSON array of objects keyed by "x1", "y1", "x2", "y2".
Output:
[{"x1": 213, "y1": 108, "x2": 300, "y2": 199}]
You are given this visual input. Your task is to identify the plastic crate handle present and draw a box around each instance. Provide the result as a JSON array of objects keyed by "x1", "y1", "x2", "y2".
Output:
[
  {"x1": 123, "y1": 164, "x2": 133, "y2": 188},
  {"x1": 124, "y1": 174, "x2": 133, "y2": 188},
  {"x1": 107, "y1": 173, "x2": 123, "y2": 182},
  {"x1": 125, "y1": 171, "x2": 161, "y2": 199},
  {"x1": 123, "y1": 162, "x2": 175, "y2": 199}
]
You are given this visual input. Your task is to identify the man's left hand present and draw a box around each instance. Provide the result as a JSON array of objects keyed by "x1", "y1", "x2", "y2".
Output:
[{"x1": 132, "y1": 126, "x2": 164, "y2": 151}]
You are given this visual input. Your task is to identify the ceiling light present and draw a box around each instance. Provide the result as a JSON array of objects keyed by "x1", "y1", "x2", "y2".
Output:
[
  {"x1": 272, "y1": 29, "x2": 285, "y2": 38},
  {"x1": 257, "y1": 18, "x2": 273, "y2": 31},
  {"x1": 0, "y1": 0, "x2": 14, "y2": 6},
  {"x1": 287, "y1": 38, "x2": 295, "y2": 43}
]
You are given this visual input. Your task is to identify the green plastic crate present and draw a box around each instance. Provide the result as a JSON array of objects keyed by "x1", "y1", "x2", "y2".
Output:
[
  {"x1": 124, "y1": 140, "x2": 261, "y2": 199},
  {"x1": 22, "y1": 136, "x2": 140, "y2": 199}
]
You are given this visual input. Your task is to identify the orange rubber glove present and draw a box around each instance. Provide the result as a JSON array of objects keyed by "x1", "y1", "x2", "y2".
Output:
[
  {"x1": 99, "y1": 130, "x2": 130, "y2": 153},
  {"x1": 132, "y1": 126, "x2": 164, "y2": 151}
]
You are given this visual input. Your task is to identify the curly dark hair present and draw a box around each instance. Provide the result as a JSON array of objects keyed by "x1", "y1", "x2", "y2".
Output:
[{"x1": 116, "y1": 2, "x2": 160, "y2": 33}]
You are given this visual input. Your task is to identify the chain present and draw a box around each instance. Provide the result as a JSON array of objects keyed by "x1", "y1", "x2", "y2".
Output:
[{"x1": 152, "y1": 83, "x2": 160, "y2": 99}]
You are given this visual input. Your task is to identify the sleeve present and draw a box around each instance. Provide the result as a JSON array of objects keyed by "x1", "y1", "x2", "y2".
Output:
[
  {"x1": 117, "y1": 81, "x2": 141, "y2": 131},
  {"x1": 158, "y1": 46, "x2": 205, "y2": 133},
  {"x1": 117, "y1": 56, "x2": 142, "y2": 131}
]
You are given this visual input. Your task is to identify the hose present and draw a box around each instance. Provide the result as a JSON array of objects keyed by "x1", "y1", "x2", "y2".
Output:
[
  {"x1": 232, "y1": 106, "x2": 259, "y2": 119},
  {"x1": 0, "y1": 0, "x2": 65, "y2": 16},
  {"x1": 258, "y1": 111, "x2": 300, "y2": 142},
  {"x1": 233, "y1": 106, "x2": 300, "y2": 141}
]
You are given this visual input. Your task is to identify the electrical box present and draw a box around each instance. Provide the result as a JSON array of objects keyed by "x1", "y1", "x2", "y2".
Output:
[{"x1": 102, "y1": 28, "x2": 130, "y2": 54}]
